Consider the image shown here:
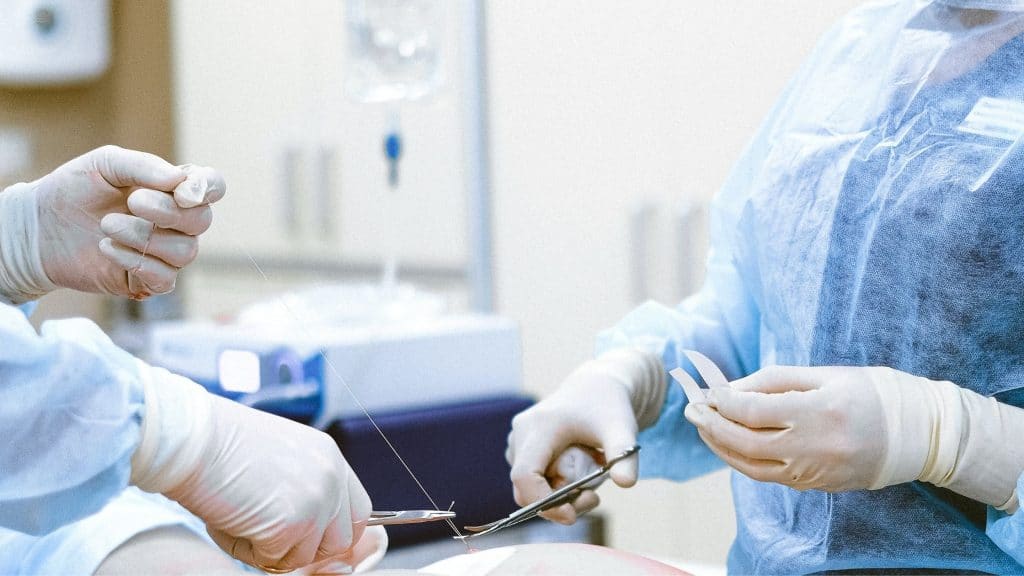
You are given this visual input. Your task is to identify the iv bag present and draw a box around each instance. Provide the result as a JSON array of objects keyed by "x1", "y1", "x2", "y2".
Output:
[{"x1": 345, "y1": 0, "x2": 444, "y2": 103}]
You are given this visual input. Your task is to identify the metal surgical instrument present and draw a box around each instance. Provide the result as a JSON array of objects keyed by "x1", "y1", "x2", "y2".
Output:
[
  {"x1": 456, "y1": 445, "x2": 641, "y2": 540},
  {"x1": 368, "y1": 510, "x2": 457, "y2": 526},
  {"x1": 255, "y1": 510, "x2": 457, "y2": 573}
]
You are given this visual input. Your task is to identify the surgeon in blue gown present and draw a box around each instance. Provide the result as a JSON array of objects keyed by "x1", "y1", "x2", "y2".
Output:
[{"x1": 508, "y1": 1, "x2": 1024, "y2": 573}]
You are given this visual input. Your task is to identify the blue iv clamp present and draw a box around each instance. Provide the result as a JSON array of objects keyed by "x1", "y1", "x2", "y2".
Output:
[{"x1": 385, "y1": 130, "x2": 402, "y2": 188}]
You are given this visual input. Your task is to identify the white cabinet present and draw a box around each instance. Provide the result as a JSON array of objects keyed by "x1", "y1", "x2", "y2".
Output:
[{"x1": 171, "y1": 0, "x2": 469, "y2": 268}]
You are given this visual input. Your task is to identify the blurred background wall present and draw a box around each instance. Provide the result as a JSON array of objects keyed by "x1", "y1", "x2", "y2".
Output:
[
  {"x1": 0, "y1": 0, "x2": 864, "y2": 565},
  {"x1": 0, "y1": 1, "x2": 174, "y2": 327}
]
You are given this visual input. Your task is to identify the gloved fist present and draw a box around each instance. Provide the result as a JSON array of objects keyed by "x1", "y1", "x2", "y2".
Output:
[
  {"x1": 686, "y1": 364, "x2": 1024, "y2": 509},
  {"x1": 289, "y1": 525, "x2": 388, "y2": 575},
  {"x1": 505, "y1": 349, "x2": 664, "y2": 524},
  {"x1": 0, "y1": 145, "x2": 225, "y2": 302},
  {"x1": 130, "y1": 368, "x2": 373, "y2": 573}
]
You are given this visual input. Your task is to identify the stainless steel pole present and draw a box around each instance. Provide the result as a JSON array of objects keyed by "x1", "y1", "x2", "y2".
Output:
[{"x1": 461, "y1": 0, "x2": 494, "y2": 312}]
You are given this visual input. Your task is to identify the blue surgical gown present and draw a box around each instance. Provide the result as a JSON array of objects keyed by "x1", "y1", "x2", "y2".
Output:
[
  {"x1": 0, "y1": 305, "x2": 252, "y2": 574},
  {"x1": 0, "y1": 302, "x2": 143, "y2": 536},
  {"x1": 599, "y1": 1, "x2": 1024, "y2": 573}
]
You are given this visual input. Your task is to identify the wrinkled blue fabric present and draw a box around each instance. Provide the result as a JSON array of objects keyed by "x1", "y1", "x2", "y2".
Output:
[
  {"x1": 990, "y1": 470, "x2": 1024, "y2": 566},
  {"x1": 599, "y1": 1, "x2": 1024, "y2": 573},
  {"x1": 0, "y1": 303, "x2": 143, "y2": 535},
  {"x1": 938, "y1": 0, "x2": 1024, "y2": 10},
  {"x1": 0, "y1": 488, "x2": 219, "y2": 575}
]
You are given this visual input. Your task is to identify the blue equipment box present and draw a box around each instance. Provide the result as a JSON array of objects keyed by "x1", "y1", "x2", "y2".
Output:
[{"x1": 328, "y1": 394, "x2": 534, "y2": 547}]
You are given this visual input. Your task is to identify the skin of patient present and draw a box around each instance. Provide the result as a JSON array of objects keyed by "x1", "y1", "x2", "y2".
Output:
[
  {"x1": 370, "y1": 543, "x2": 691, "y2": 576},
  {"x1": 96, "y1": 530, "x2": 691, "y2": 576}
]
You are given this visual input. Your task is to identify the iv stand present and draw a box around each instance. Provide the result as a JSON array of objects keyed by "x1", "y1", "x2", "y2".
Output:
[{"x1": 461, "y1": 0, "x2": 494, "y2": 313}]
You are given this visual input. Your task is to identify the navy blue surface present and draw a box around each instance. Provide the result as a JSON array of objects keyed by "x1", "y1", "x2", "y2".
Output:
[{"x1": 327, "y1": 394, "x2": 534, "y2": 547}]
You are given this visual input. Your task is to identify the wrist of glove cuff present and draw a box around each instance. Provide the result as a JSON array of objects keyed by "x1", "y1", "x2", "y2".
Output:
[
  {"x1": 0, "y1": 183, "x2": 58, "y2": 305},
  {"x1": 870, "y1": 368, "x2": 960, "y2": 490},
  {"x1": 873, "y1": 368, "x2": 1023, "y2": 512},
  {"x1": 591, "y1": 348, "x2": 667, "y2": 430},
  {"x1": 130, "y1": 361, "x2": 215, "y2": 495},
  {"x1": 936, "y1": 388, "x2": 1024, "y2": 512}
]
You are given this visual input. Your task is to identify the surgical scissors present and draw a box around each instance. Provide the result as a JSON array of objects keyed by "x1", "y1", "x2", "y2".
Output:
[{"x1": 456, "y1": 445, "x2": 641, "y2": 540}]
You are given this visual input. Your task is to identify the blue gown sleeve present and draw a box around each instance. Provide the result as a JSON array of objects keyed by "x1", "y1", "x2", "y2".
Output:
[
  {"x1": 0, "y1": 303, "x2": 143, "y2": 535},
  {"x1": 593, "y1": 149, "x2": 762, "y2": 482},
  {"x1": 987, "y1": 474, "x2": 1024, "y2": 564},
  {"x1": 591, "y1": 47, "x2": 823, "y2": 481},
  {"x1": 593, "y1": 198, "x2": 758, "y2": 481}
]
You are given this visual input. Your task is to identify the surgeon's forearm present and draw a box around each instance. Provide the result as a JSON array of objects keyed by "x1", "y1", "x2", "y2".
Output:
[
  {"x1": 872, "y1": 370, "x2": 1024, "y2": 510},
  {"x1": 918, "y1": 383, "x2": 1024, "y2": 512},
  {"x1": 592, "y1": 348, "x2": 667, "y2": 430},
  {"x1": 0, "y1": 183, "x2": 56, "y2": 305}
]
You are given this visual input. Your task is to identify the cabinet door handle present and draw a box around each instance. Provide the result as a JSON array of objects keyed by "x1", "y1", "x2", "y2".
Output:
[
  {"x1": 630, "y1": 201, "x2": 656, "y2": 304},
  {"x1": 279, "y1": 148, "x2": 300, "y2": 238},
  {"x1": 314, "y1": 147, "x2": 335, "y2": 238},
  {"x1": 675, "y1": 199, "x2": 702, "y2": 298}
]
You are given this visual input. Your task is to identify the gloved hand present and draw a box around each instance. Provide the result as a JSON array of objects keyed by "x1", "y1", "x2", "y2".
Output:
[
  {"x1": 685, "y1": 365, "x2": 888, "y2": 492},
  {"x1": 290, "y1": 525, "x2": 388, "y2": 575},
  {"x1": 0, "y1": 146, "x2": 224, "y2": 303},
  {"x1": 130, "y1": 366, "x2": 374, "y2": 573},
  {"x1": 505, "y1": 348, "x2": 664, "y2": 524},
  {"x1": 686, "y1": 365, "x2": 1024, "y2": 510}
]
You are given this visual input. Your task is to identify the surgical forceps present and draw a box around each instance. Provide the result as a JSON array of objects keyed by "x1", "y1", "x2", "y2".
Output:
[
  {"x1": 367, "y1": 510, "x2": 457, "y2": 526},
  {"x1": 257, "y1": 510, "x2": 456, "y2": 573},
  {"x1": 456, "y1": 445, "x2": 641, "y2": 540}
]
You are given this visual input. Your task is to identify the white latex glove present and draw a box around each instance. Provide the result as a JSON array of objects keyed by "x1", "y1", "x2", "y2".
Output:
[
  {"x1": 686, "y1": 365, "x2": 1024, "y2": 510},
  {"x1": 505, "y1": 348, "x2": 664, "y2": 524},
  {"x1": 289, "y1": 525, "x2": 389, "y2": 575},
  {"x1": 130, "y1": 366, "x2": 373, "y2": 573},
  {"x1": 0, "y1": 146, "x2": 224, "y2": 303}
]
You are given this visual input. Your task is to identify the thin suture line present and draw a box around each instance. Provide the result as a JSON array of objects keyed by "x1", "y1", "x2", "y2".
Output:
[
  {"x1": 129, "y1": 222, "x2": 156, "y2": 294},
  {"x1": 95, "y1": 187, "x2": 475, "y2": 550},
  {"x1": 243, "y1": 252, "x2": 472, "y2": 548},
  {"x1": 93, "y1": 190, "x2": 471, "y2": 545},
  {"x1": 138, "y1": 222, "x2": 155, "y2": 261}
]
